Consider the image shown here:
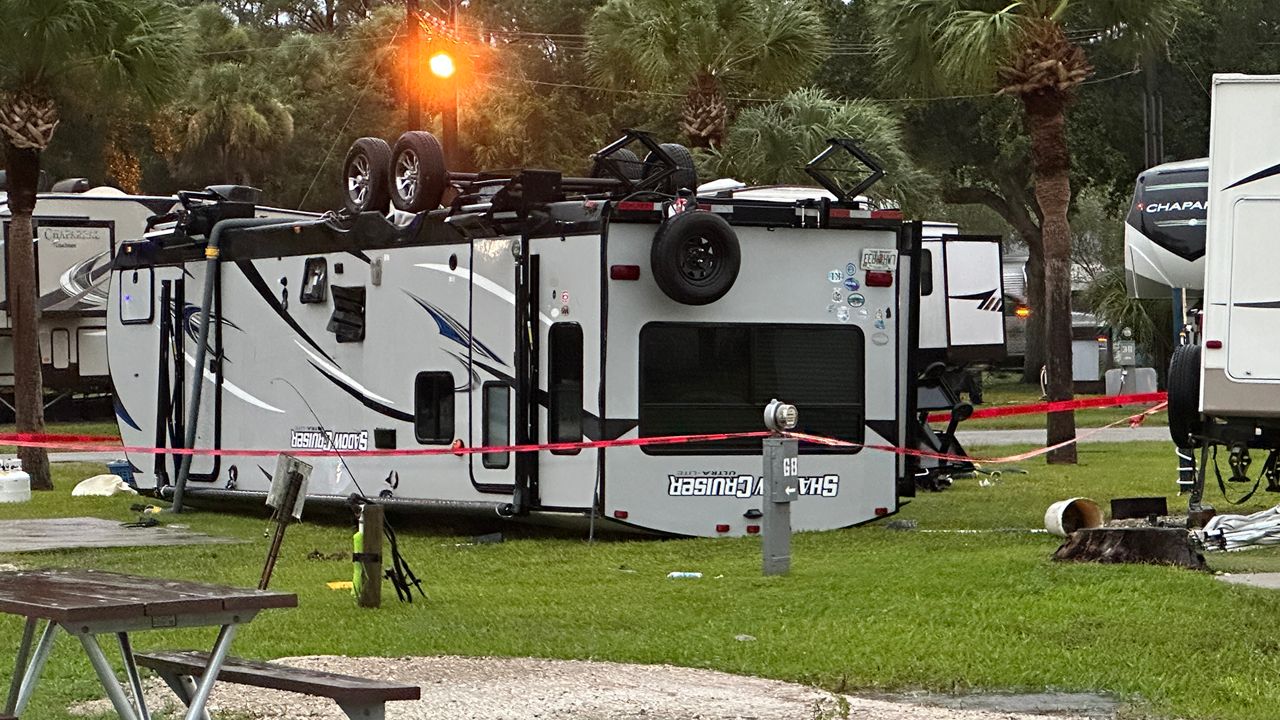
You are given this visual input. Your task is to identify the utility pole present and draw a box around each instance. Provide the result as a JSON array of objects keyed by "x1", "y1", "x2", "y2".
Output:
[
  {"x1": 406, "y1": 0, "x2": 422, "y2": 130},
  {"x1": 442, "y1": 0, "x2": 459, "y2": 165}
]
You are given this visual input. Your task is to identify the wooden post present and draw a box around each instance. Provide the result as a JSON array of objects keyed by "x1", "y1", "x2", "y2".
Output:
[{"x1": 355, "y1": 504, "x2": 384, "y2": 608}]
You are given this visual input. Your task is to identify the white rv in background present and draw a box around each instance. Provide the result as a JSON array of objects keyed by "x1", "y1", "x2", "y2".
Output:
[
  {"x1": 1124, "y1": 157, "x2": 1208, "y2": 298},
  {"x1": 0, "y1": 183, "x2": 175, "y2": 396},
  {"x1": 1169, "y1": 74, "x2": 1280, "y2": 499},
  {"x1": 0, "y1": 180, "x2": 314, "y2": 400}
]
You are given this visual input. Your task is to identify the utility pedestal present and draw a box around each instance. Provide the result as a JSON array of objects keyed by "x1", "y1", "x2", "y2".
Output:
[
  {"x1": 761, "y1": 399, "x2": 800, "y2": 576},
  {"x1": 761, "y1": 436, "x2": 798, "y2": 576}
]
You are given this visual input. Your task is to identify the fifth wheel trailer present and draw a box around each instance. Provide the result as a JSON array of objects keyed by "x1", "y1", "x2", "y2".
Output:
[
  {"x1": 1169, "y1": 74, "x2": 1280, "y2": 504},
  {"x1": 108, "y1": 136, "x2": 924, "y2": 537},
  {"x1": 0, "y1": 182, "x2": 314, "y2": 399}
]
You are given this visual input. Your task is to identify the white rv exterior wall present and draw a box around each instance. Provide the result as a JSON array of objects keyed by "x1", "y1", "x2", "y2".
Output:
[{"x1": 1201, "y1": 74, "x2": 1280, "y2": 416}]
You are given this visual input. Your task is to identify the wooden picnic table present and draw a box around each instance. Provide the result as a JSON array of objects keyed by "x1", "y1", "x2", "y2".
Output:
[{"x1": 0, "y1": 568, "x2": 295, "y2": 720}]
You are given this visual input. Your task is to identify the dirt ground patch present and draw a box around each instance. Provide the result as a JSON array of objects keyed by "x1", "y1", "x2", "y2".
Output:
[{"x1": 75, "y1": 655, "x2": 1099, "y2": 719}]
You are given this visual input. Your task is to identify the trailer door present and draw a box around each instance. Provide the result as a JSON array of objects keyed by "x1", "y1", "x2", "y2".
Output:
[
  {"x1": 942, "y1": 236, "x2": 1006, "y2": 358},
  {"x1": 1227, "y1": 198, "x2": 1280, "y2": 380},
  {"x1": 467, "y1": 239, "x2": 518, "y2": 493},
  {"x1": 531, "y1": 235, "x2": 601, "y2": 511}
]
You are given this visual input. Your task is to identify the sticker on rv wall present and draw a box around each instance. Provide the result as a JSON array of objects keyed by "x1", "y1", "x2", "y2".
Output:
[
  {"x1": 290, "y1": 427, "x2": 369, "y2": 451},
  {"x1": 667, "y1": 472, "x2": 839, "y2": 498},
  {"x1": 828, "y1": 269, "x2": 844, "y2": 283},
  {"x1": 845, "y1": 262, "x2": 857, "y2": 276},
  {"x1": 847, "y1": 293, "x2": 865, "y2": 307},
  {"x1": 860, "y1": 249, "x2": 897, "y2": 271}
]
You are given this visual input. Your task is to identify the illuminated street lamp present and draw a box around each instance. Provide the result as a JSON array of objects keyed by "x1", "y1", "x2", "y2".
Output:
[{"x1": 429, "y1": 51, "x2": 455, "y2": 79}]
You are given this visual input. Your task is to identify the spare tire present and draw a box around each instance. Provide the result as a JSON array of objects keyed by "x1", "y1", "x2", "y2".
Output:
[
  {"x1": 390, "y1": 131, "x2": 447, "y2": 212},
  {"x1": 650, "y1": 210, "x2": 740, "y2": 305},
  {"x1": 341, "y1": 137, "x2": 392, "y2": 214},
  {"x1": 1168, "y1": 343, "x2": 1203, "y2": 446},
  {"x1": 591, "y1": 148, "x2": 644, "y2": 182},
  {"x1": 645, "y1": 143, "x2": 698, "y2": 194}
]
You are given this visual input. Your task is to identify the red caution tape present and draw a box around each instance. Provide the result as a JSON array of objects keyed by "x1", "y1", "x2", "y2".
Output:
[
  {"x1": 0, "y1": 399, "x2": 1170, "y2": 468},
  {"x1": 927, "y1": 391, "x2": 1167, "y2": 424}
]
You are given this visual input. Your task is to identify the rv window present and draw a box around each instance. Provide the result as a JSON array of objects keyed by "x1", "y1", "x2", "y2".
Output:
[
  {"x1": 482, "y1": 383, "x2": 510, "y2": 469},
  {"x1": 414, "y1": 371, "x2": 455, "y2": 444},
  {"x1": 639, "y1": 323, "x2": 864, "y2": 454},
  {"x1": 549, "y1": 323, "x2": 583, "y2": 453},
  {"x1": 300, "y1": 257, "x2": 327, "y2": 304},
  {"x1": 920, "y1": 249, "x2": 933, "y2": 296},
  {"x1": 119, "y1": 268, "x2": 154, "y2": 324}
]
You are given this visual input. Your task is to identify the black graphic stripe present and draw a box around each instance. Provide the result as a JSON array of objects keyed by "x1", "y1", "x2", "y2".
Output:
[
  {"x1": 1235, "y1": 300, "x2": 1280, "y2": 309},
  {"x1": 1227, "y1": 162, "x2": 1280, "y2": 190},
  {"x1": 235, "y1": 259, "x2": 339, "y2": 367},
  {"x1": 309, "y1": 361, "x2": 413, "y2": 423}
]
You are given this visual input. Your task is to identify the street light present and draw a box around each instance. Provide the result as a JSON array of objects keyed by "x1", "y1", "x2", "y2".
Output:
[{"x1": 428, "y1": 51, "x2": 455, "y2": 79}]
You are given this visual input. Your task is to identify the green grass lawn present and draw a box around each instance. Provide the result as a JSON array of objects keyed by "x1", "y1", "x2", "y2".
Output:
[
  {"x1": 5, "y1": 446, "x2": 1280, "y2": 719},
  {"x1": 960, "y1": 373, "x2": 1169, "y2": 431}
]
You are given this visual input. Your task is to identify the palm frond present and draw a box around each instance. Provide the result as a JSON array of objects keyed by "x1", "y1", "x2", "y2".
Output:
[{"x1": 937, "y1": 6, "x2": 1030, "y2": 91}]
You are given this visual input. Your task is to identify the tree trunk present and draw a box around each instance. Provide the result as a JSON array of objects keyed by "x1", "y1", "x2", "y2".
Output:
[
  {"x1": 1053, "y1": 528, "x2": 1206, "y2": 570},
  {"x1": 1022, "y1": 238, "x2": 1047, "y2": 385},
  {"x1": 3, "y1": 144, "x2": 52, "y2": 490},
  {"x1": 1023, "y1": 93, "x2": 1076, "y2": 464},
  {"x1": 680, "y1": 72, "x2": 728, "y2": 149}
]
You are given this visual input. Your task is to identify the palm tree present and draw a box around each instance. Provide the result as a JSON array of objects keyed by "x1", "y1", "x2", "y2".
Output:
[
  {"x1": 0, "y1": 0, "x2": 186, "y2": 489},
  {"x1": 871, "y1": 0, "x2": 1188, "y2": 463},
  {"x1": 179, "y1": 63, "x2": 295, "y2": 187},
  {"x1": 710, "y1": 88, "x2": 933, "y2": 209},
  {"x1": 586, "y1": 0, "x2": 830, "y2": 148}
]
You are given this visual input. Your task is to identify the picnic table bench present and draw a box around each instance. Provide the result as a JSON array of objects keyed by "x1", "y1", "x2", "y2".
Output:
[
  {"x1": 0, "y1": 569, "x2": 295, "y2": 720},
  {"x1": 136, "y1": 650, "x2": 420, "y2": 720}
]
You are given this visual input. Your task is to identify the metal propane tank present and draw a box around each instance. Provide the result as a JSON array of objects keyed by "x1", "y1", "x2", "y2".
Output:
[{"x1": 0, "y1": 460, "x2": 31, "y2": 503}]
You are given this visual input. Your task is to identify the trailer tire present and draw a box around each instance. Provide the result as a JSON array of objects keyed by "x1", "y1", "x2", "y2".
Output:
[
  {"x1": 650, "y1": 210, "x2": 739, "y2": 305},
  {"x1": 591, "y1": 148, "x2": 644, "y2": 182},
  {"x1": 1168, "y1": 343, "x2": 1203, "y2": 446},
  {"x1": 341, "y1": 137, "x2": 392, "y2": 214},
  {"x1": 645, "y1": 143, "x2": 698, "y2": 194},
  {"x1": 390, "y1": 131, "x2": 447, "y2": 212}
]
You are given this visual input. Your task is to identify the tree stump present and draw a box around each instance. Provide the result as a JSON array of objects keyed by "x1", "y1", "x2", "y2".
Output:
[{"x1": 1052, "y1": 527, "x2": 1206, "y2": 570}]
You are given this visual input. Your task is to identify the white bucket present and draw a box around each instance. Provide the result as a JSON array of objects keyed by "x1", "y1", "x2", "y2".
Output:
[
  {"x1": 1044, "y1": 497, "x2": 1103, "y2": 537},
  {"x1": 0, "y1": 462, "x2": 31, "y2": 504}
]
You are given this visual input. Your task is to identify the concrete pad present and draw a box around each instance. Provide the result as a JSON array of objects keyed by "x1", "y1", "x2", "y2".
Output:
[
  {"x1": 1216, "y1": 572, "x2": 1280, "y2": 590},
  {"x1": 0, "y1": 517, "x2": 240, "y2": 553}
]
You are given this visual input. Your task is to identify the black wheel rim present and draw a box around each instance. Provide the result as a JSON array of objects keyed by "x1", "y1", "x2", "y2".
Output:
[{"x1": 679, "y1": 234, "x2": 721, "y2": 284}]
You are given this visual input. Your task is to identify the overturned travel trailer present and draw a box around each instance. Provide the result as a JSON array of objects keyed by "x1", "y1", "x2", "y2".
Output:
[
  {"x1": 107, "y1": 132, "x2": 994, "y2": 536},
  {"x1": 0, "y1": 181, "x2": 312, "y2": 400},
  {"x1": 1169, "y1": 75, "x2": 1280, "y2": 507}
]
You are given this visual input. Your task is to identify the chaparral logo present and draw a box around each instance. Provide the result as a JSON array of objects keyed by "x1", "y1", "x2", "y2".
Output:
[
  {"x1": 1140, "y1": 200, "x2": 1207, "y2": 213},
  {"x1": 667, "y1": 471, "x2": 839, "y2": 498},
  {"x1": 290, "y1": 427, "x2": 368, "y2": 451}
]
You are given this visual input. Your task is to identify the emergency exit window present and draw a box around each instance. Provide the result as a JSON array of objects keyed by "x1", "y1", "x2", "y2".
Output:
[
  {"x1": 639, "y1": 323, "x2": 864, "y2": 454},
  {"x1": 920, "y1": 249, "x2": 933, "y2": 296},
  {"x1": 549, "y1": 323, "x2": 583, "y2": 453},
  {"x1": 414, "y1": 371, "x2": 454, "y2": 444},
  {"x1": 482, "y1": 383, "x2": 510, "y2": 468}
]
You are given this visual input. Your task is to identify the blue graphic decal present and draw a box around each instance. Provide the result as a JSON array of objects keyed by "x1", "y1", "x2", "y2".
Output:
[
  {"x1": 404, "y1": 291, "x2": 506, "y2": 365},
  {"x1": 113, "y1": 395, "x2": 141, "y2": 432}
]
